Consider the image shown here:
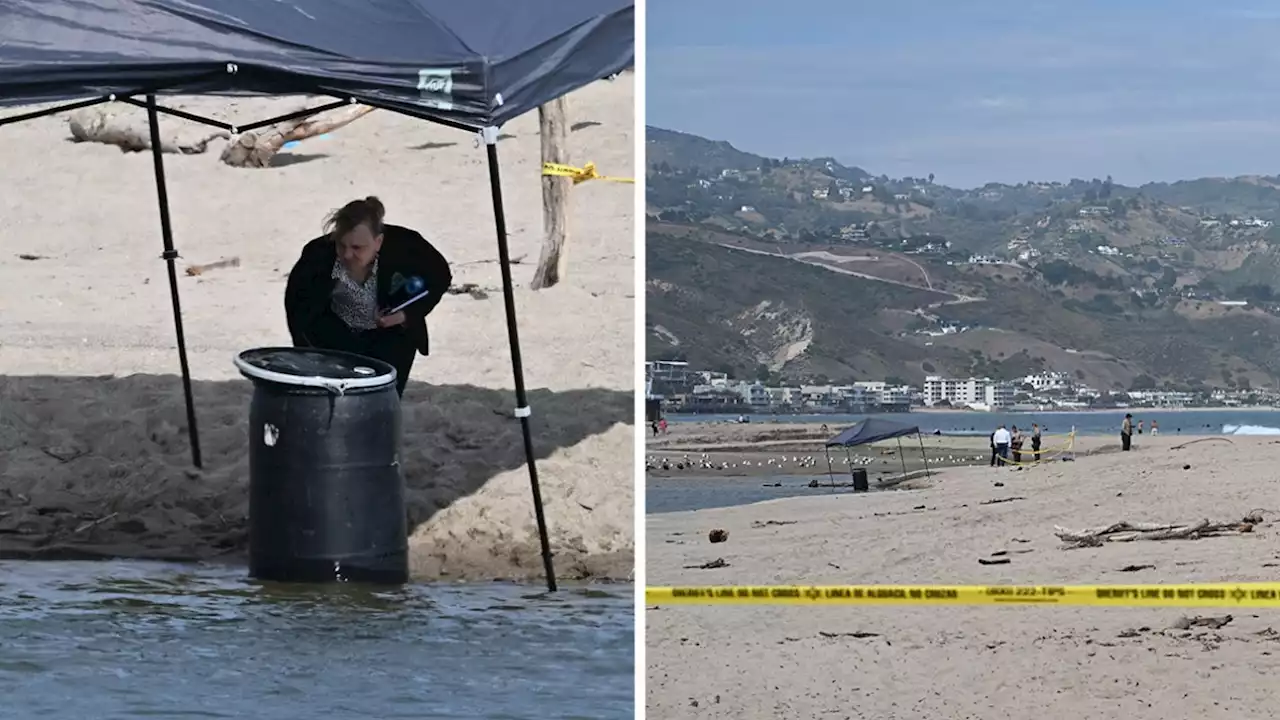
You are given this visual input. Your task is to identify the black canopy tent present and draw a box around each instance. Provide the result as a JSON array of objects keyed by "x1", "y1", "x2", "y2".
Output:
[
  {"x1": 823, "y1": 418, "x2": 932, "y2": 486},
  {"x1": 0, "y1": 0, "x2": 634, "y2": 593}
]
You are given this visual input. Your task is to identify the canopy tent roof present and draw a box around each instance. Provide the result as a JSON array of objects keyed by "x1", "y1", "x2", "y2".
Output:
[
  {"x1": 825, "y1": 418, "x2": 921, "y2": 448},
  {"x1": 0, "y1": 0, "x2": 633, "y2": 129}
]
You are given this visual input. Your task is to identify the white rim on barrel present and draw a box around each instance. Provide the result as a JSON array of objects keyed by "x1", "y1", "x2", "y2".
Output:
[{"x1": 232, "y1": 352, "x2": 396, "y2": 394}]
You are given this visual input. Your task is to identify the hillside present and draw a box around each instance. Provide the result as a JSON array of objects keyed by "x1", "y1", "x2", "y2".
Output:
[{"x1": 645, "y1": 127, "x2": 1280, "y2": 390}]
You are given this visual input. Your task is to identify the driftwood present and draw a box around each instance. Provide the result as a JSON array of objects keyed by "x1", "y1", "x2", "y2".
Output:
[
  {"x1": 1172, "y1": 615, "x2": 1233, "y2": 630},
  {"x1": 185, "y1": 257, "x2": 241, "y2": 276},
  {"x1": 531, "y1": 97, "x2": 570, "y2": 289},
  {"x1": 69, "y1": 104, "x2": 229, "y2": 154},
  {"x1": 1054, "y1": 515, "x2": 1262, "y2": 548},
  {"x1": 1171, "y1": 437, "x2": 1235, "y2": 451},
  {"x1": 66, "y1": 102, "x2": 375, "y2": 167},
  {"x1": 220, "y1": 105, "x2": 374, "y2": 168}
]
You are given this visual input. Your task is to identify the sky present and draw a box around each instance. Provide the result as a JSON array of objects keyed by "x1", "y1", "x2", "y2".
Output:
[{"x1": 647, "y1": 0, "x2": 1280, "y2": 188}]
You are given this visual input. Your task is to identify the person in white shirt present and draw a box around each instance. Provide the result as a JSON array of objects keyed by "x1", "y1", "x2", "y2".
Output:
[{"x1": 992, "y1": 424, "x2": 1012, "y2": 466}]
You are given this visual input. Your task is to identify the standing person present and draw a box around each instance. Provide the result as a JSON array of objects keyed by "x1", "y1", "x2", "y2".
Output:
[
  {"x1": 1121, "y1": 413, "x2": 1133, "y2": 451},
  {"x1": 284, "y1": 196, "x2": 453, "y2": 398},
  {"x1": 1010, "y1": 425, "x2": 1024, "y2": 464},
  {"x1": 1150, "y1": 420, "x2": 1159, "y2": 436},
  {"x1": 1031, "y1": 423, "x2": 1043, "y2": 462},
  {"x1": 659, "y1": 418, "x2": 668, "y2": 434},
  {"x1": 992, "y1": 424, "x2": 1011, "y2": 466},
  {"x1": 989, "y1": 427, "x2": 999, "y2": 467},
  {"x1": 1137, "y1": 419, "x2": 1144, "y2": 435}
]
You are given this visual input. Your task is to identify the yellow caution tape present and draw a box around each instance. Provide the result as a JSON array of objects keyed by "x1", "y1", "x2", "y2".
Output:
[
  {"x1": 541, "y1": 161, "x2": 634, "y2": 184},
  {"x1": 994, "y1": 431, "x2": 1076, "y2": 467},
  {"x1": 646, "y1": 584, "x2": 1280, "y2": 607}
]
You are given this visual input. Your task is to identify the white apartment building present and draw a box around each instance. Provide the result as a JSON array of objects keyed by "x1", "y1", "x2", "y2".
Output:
[
  {"x1": 923, "y1": 376, "x2": 984, "y2": 406},
  {"x1": 984, "y1": 382, "x2": 1016, "y2": 409},
  {"x1": 923, "y1": 376, "x2": 1014, "y2": 409}
]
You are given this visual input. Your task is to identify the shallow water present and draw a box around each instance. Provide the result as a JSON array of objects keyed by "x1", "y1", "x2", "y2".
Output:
[
  {"x1": 0, "y1": 560, "x2": 634, "y2": 720},
  {"x1": 647, "y1": 475, "x2": 887, "y2": 513}
]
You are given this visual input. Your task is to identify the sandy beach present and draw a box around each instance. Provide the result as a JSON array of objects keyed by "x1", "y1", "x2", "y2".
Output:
[
  {"x1": 647, "y1": 421, "x2": 1106, "y2": 479},
  {"x1": 0, "y1": 74, "x2": 635, "y2": 581},
  {"x1": 647, "y1": 433, "x2": 1280, "y2": 717}
]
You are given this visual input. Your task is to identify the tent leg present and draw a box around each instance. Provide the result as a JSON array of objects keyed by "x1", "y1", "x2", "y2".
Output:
[
  {"x1": 896, "y1": 436, "x2": 908, "y2": 479},
  {"x1": 483, "y1": 129, "x2": 557, "y2": 593},
  {"x1": 146, "y1": 95, "x2": 202, "y2": 470},
  {"x1": 917, "y1": 433, "x2": 931, "y2": 477},
  {"x1": 823, "y1": 446, "x2": 834, "y2": 489}
]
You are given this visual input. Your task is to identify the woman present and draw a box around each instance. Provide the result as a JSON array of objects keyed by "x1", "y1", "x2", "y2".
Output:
[{"x1": 284, "y1": 196, "x2": 452, "y2": 397}]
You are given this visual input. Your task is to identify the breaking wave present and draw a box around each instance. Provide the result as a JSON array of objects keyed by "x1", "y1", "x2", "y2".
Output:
[{"x1": 1221, "y1": 424, "x2": 1280, "y2": 435}]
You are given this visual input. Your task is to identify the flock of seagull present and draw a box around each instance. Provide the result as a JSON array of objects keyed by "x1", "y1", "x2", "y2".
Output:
[{"x1": 645, "y1": 450, "x2": 990, "y2": 472}]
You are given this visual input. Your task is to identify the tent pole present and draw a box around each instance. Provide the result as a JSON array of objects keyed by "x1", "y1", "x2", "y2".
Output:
[
  {"x1": 917, "y1": 433, "x2": 931, "y2": 478},
  {"x1": 896, "y1": 436, "x2": 908, "y2": 479},
  {"x1": 145, "y1": 95, "x2": 202, "y2": 469},
  {"x1": 483, "y1": 127, "x2": 557, "y2": 593},
  {"x1": 844, "y1": 447, "x2": 852, "y2": 487},
  {"x1": 823, "y1": 446, "x2": 834, "y2": 490}
]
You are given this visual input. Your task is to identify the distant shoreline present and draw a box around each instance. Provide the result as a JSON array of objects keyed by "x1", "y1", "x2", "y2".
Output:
[
  {"x1": 668, "y1": 405, "x2": 1278, "y2": 419},
  {"x1": 910, "y1": 406, "x2": 1279, "y2": 414}
]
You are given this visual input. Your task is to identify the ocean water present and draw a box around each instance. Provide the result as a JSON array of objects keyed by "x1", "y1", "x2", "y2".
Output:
[
  {"x1": 0, "y1": 561, "x2": 634, "y2": 720},
  {"x1": 668, "y1": 408, "x2": 1280, "y2": 436}
]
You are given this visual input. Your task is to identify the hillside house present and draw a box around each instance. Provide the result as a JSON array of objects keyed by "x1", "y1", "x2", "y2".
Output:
[
  {"x1": 1230, "y1": 217, "x2": 1272, "y2": 229},
  {"x1": 1019, "y1": 371, "x2": 1070, "y2": 391}
]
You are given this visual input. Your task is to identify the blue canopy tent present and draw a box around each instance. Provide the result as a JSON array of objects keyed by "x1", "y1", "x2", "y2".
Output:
[
  {"x1": 0, "y1": 0, "x2": 634, "y2": 592},
  {"x1": 824, "y1": 418, "x2": 932, "y2": 486}
]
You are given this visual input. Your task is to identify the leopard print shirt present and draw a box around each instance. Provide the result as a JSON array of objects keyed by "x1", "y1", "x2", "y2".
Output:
[{"x1": 330, "y1": 256, "x2": 379, "y2": 330}]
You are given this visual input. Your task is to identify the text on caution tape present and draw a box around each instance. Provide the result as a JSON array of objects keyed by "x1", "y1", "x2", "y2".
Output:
[
  {"x1": 646, "y1": 584, "x2": 1280, "y2": 606},
  {"x1": 541, "y1": 161, "x2": 634, "y2": 184}
]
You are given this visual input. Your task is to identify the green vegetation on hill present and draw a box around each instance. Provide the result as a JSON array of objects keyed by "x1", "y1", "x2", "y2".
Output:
[
  {"x1": 647, "y1": 231, "x2": 958, "y2": 382},
  {"x1": 645, "y1": 126, "x2": 1280, "y2": 390}
]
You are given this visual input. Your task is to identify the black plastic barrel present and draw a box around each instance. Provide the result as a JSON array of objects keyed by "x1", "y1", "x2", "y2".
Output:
[
  {"x1": 233, "y1": 347, "x2": 408, "y2": 585},
  {"x1": 851, "y1": 468, "x2": 869, "y2": 493}
]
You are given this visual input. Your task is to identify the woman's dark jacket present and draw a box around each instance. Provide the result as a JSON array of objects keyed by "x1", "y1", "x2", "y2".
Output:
[{"x1": 284, "y1": 224, "x2": 452, "y2": 356}]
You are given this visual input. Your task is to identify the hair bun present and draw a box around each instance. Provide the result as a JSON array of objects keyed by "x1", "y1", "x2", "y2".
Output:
[{"x1": 364, "y1": 196, "x2": 386, "y2": 221}]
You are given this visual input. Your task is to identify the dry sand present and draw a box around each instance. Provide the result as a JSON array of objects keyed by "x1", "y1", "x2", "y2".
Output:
[
  {"x1": 0, "y1": 74, "x2": 635, "y2": 582},
  {"x1": 648, "y1": 434, "x2": 1280, "y2": 718}
]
